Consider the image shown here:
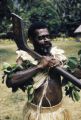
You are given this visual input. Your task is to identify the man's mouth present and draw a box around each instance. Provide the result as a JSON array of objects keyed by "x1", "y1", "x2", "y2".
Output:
[{"x1": 45, "y1": 42, "x2": 52, "y2": 48}]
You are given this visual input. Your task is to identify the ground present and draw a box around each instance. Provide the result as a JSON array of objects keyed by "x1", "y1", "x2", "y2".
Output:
[
  {"x1": 63, "y1": 91, "x2": 81, "y2": 120},
  {"x1": 0, "y1": 40, "x2": 81, "y2": 120},
  {"x1": 0, "y1": 76, "x2": 81, "y2": 120}
]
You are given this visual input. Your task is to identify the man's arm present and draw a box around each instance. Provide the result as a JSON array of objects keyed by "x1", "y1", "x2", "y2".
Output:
[
  {"x1": 6, "y1": 56, "x2": 54, "y2": 87},
  {"x1": 6, "y1": 65, "x2": 41, "y2": 87}
]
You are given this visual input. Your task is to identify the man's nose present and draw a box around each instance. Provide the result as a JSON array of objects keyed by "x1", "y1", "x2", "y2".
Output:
[{"x1": 44, "y1": 37, "x2": 50, "y2": 42}]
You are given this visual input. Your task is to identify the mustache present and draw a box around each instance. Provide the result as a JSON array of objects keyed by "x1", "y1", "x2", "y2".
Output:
[
  {"x1": 42, "y1": 42, "x2": 52, "y2": 48},
  {"x1": 34, "y1": 41, "x2": 52, "y2": 55},
  {"x1": 40, "y1": 42, "x2": 52, "y2": 54}
]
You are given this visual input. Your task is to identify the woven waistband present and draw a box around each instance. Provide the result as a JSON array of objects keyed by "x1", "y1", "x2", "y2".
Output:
[{"x1": 27, "y1": 100, "x2": 62, "y2": 113}]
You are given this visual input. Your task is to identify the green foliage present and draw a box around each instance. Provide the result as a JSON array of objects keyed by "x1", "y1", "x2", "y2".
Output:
[
  {"x1": 27, "y1": 85, "x2": 34, "y2": 102},
  {"x1": 67, "y1": 57, "x2": 78, "y2": 70},
  {"x1": 78, "y1": 50, "x2": 81, "y2": 68},
  {"x1": 64, "y1": 49, "x2": 81, "y2": 101},
  {"x1": 3, "y1": 62, "x2": 11, "y2": 70},
  {"x1": 2, "y1": 62, "x2": 22, "y2": 76},
  {"x1": 67, "y1": 49, "x2": 81, "y2": 70},
  {"x1": 65, "y1": 81, "x2": 80, "y2": 101},
  {"x1": 1, "y1": 0, "x2": 81, "y2": 36},
  {"x1": 2, "y1": 60, "x2": 34, "y2": 92}
]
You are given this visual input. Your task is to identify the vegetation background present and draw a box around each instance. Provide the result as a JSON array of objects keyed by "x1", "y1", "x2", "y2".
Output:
[{"x1": 1, "y1": 0, "x2": 81, "y2": 37}]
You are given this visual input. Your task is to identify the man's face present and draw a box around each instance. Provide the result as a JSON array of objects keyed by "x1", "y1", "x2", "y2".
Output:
[{"x1": 33, "y1": 28, "x2": 52, "y2": 55}]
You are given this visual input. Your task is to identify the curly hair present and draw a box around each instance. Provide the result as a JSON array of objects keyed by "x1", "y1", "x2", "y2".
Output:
[{"x1": 28, "y1": 22, "x2": 48, "y2": 41}]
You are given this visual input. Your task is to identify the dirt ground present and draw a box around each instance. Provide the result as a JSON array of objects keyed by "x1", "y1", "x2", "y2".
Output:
[
  {"x1": 63, "y1": 93, "x2": 81, "y2": 120},
  {"x1": 0, "y1": 72, "x2": 81, "y2": 120},
  {"x1": 0, "y1": 42, "x2": 81, "y2": 120}
]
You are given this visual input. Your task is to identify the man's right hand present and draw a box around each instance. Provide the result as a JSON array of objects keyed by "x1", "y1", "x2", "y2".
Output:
[{"x1": 38, "y1": 56, "x2": 60, "y2": 69}]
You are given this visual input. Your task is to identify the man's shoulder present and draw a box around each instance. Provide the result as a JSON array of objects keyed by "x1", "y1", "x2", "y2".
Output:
[
  {"x1": 51, "y1": 46, "x2": 65, "y2": 54},
  {"x1": 50, "y1": 46, "x2": 67, "y2": 61},
  {"x1": 16, "y1": 50, "x2": 38, "y2": 65}
]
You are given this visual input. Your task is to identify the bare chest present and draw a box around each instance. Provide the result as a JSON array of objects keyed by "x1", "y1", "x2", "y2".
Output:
[{"x1": 32, "y1": 77, "x2": 62, "y2": 107}]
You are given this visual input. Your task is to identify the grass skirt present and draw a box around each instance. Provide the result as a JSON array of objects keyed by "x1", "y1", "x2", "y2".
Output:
[{"x1": 23, "y1": 101, "x2": 72, "y2": 120}]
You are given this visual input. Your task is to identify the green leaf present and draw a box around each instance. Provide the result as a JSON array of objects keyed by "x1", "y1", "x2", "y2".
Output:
[
  {"x1": 27, "y1": 85, "x2": 34, "y2": 94},
  {"x1": 4, "y1": 69, "x2": 11, "y2": 73},
  {"x1": 79, "y1": 54, "x2": 81, "y2": 66},
  {"x1": 64, "y1": 81, "x2": 80, "y2": 101},
  {"x1": 27, "y1": 85, "x2": 34, "y2": 102},
  {"x1": 67, "y1": 57, "x2": 78, "y2": 69},
  {"x1": 73, "y1": 91, "x2": 80, "y2": 101},
  {"x1": 28, "y1": 94, "x2": 34, "y2": 103},
  {"x1": 2, "y1": 62, "x2": 11, "y2": 70},
  {"x1": 78, "y1": 50, "x2": 81, "y2": 55}
]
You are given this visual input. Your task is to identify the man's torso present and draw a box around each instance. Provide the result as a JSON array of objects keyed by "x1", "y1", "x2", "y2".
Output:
[{"x1": 32, "y1": 68, "x2": 62, "y2": 107}]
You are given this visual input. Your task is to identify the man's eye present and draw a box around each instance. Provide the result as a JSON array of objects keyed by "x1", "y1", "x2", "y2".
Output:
[
  {"x1": 46, "y1": 35, "x2": 50, "y2": 39},
  {"x1": 38, "y1": 35, "x2": 50, "y2": 40},
  {"x1": 38, "y1": 36, "x2": 43, "y2": 40}
]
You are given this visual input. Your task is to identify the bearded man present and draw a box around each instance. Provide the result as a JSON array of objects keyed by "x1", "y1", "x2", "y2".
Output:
[{"x1": 6, "y1": 22, "x2": 71, "y2": 120}]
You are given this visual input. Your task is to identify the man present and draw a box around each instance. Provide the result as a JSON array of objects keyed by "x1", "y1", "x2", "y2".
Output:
[{"x1": 5, "y1": 22, "x2": 71, "y2": 120}]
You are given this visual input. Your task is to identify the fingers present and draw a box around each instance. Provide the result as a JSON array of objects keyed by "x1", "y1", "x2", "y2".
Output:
[
  {"x1": 48, "y1": 58, "x2": 61, "y2": 68},
  {"x1": 39, "y1": 56, "x2": 61, "y2": 69},
  {"x1": 38, "y1": 56, "x2": 50, "y2": 68}
]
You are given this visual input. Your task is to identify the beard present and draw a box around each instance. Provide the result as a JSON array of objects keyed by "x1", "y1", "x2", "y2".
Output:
[{"x1": 34, "y1": 42, "x2": 52, "y2": 55}]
